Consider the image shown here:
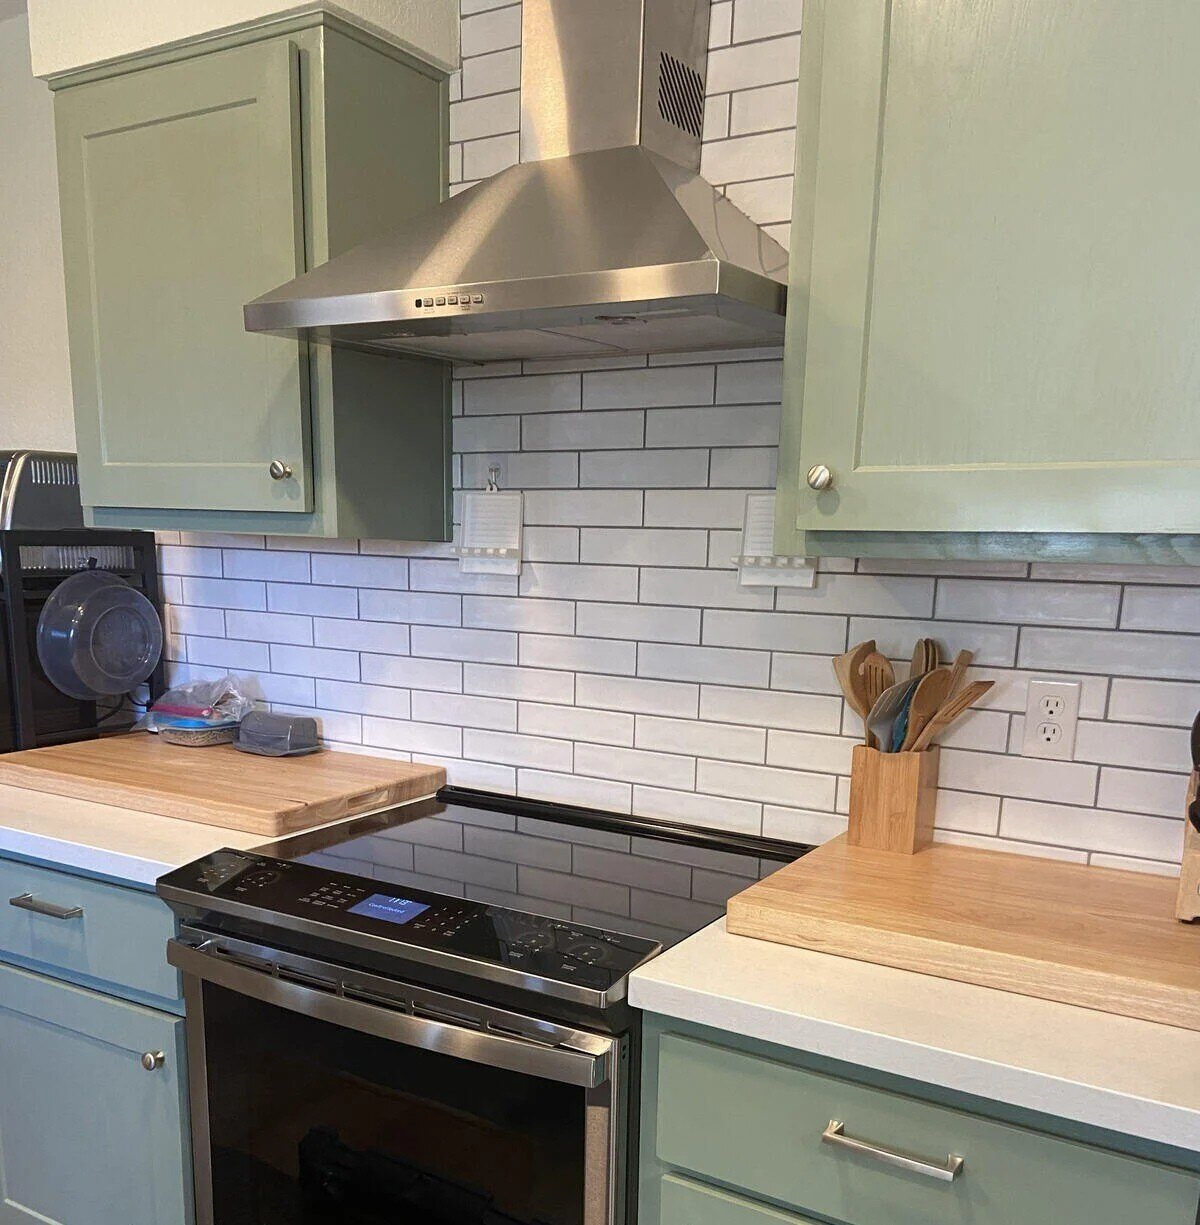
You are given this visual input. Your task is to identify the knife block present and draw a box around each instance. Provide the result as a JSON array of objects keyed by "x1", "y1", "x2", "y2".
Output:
[
  {"x1": 848, "y1": 745, "x2": 940, "y2": 854},
  {"x1": 1177, "y1": 774, "x2": 1200, "y2": 922}
]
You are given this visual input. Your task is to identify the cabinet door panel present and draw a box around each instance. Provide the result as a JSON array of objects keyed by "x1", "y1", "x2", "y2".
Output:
[
  {"x1": 57, "y1": 38, "x2": 310, "y2": 513},
  {"x1": 784, "y1": 0, "x2": 1200, "y2": 537},
  {"x1": 0, "y1": 962, "x2": 191, "y2": 1225}
]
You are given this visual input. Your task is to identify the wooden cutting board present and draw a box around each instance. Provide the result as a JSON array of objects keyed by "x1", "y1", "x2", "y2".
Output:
[
  {"x1": 0, "y1": 735, "x2": 446, "y2": 836},
  {"x1": 727, "y1": 835, "x2": 1200, "y2": 1031}
]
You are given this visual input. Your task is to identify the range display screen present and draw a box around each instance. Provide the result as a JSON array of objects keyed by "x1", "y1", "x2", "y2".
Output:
[{"x1": 347, "y1": 894, "x2": 431, "y2": 926}]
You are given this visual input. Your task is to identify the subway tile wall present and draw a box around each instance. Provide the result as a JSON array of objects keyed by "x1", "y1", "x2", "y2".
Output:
[{"x1": 159, "y1": 0, "x2": 1194, "y2": 873}]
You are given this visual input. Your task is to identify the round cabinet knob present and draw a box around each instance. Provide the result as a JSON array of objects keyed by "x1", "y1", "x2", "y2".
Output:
[
  {"x1": 806, "y1": 464, "x2": 835, "y2": 492},
  {"x1": 140, "y1": 1050, "x2": 166, "y2": 1072},
  {"x1": 268, "y1": 460, "x2": 293, "y2": 481}
]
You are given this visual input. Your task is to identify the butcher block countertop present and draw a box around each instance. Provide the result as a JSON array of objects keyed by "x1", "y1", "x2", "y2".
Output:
[{"x1": 0, "y1": 750, "x2": 445, "y2": 888}]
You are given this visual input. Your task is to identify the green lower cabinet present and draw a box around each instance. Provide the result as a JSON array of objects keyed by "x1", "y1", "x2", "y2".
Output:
[
  {"x1": 0, "y1": 961, "x2": 191, "y2": 1224},
  {"x1": 55, "y1": 15, "x2": 451, "y2": 540},
  {"x1": 640, "y1": 1018, "x2": 1200, "y2": 1225}
]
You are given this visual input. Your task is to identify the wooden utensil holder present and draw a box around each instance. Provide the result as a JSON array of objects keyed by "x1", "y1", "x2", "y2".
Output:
[
  {"x1": 848, "y1": 745, "x2": 940, "y2": 854},
  {"x1": 1177, "y1": 773, "x2": 1199, "y2": 922}
]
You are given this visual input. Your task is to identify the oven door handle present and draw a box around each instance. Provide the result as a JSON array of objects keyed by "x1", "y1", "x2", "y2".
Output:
[{"x1": 167, "y1": 938, "x2": 612, "y2": 1089}]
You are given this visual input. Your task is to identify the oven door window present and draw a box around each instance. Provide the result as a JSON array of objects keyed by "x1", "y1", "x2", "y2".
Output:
[{"x1": 199, "y1": 981, "x2": 589, "y2": 1225}]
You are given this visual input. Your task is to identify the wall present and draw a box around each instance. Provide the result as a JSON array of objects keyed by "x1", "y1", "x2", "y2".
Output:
[
  {"x1": 0, "y1": 11, "x2": 75, "y2": 452},
  {"x1": 154, "y1": 0, "x2": 1195, "y2": 880},
  {"x1": 26, "y1": 0, "x2": 460, "y2": 77}
]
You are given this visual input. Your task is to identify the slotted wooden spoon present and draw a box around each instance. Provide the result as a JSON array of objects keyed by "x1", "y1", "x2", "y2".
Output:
[
  {"x1": 859, "y1": 651, "x2": 895, "y2": 746},
  {"x1": 910, "y1": 680, "x2": 995, "y2": 751}
]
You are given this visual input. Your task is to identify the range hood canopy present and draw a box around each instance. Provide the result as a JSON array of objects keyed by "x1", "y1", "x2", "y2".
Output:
[{"x1": 244, "y1": 0, "x2": 789, "y2": 363}]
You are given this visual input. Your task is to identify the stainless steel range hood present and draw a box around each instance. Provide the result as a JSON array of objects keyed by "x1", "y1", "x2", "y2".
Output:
[{"x1": 244, "y1": 0, "x2": 789, "y2": 363}]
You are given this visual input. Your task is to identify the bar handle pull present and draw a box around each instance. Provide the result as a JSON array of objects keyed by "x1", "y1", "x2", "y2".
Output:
[
  {"x1": 9, "y1": 892, "x2": 84, "y2": 921},
  {"x1": 821, "y1": 1120, "x2": 964, "y2": 1183}
]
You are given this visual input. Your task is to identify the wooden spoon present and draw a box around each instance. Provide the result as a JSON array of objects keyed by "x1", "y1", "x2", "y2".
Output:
[
  {"x1": 859, "y1": 652, "x2": 895, "y2": 746},
  {"x1": 946, "y1": 648, "x2": 973, "y2": 697},
  {"x1": 833, "y1": 640, "x2": 876, "y2": 719},
  {"x1": 900, "y1": 666, "x2": 954, "y2": 751},
  {"x1": 910, "y1": 680, "x2": 995, "y2": 751}
]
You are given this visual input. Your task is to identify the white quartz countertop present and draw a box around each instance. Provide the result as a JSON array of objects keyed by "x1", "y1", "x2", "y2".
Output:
[
  {"x1": 0, "y1": 782, "x2": 408, "y2": 888},
  {"x1": 630, "y1": 918, "x2": 1200, "y2": 1155}
]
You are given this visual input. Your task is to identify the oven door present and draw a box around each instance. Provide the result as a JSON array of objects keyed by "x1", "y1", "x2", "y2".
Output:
[{"x1": 168, "y1": 934, "x2": 626, "y2": 1225}]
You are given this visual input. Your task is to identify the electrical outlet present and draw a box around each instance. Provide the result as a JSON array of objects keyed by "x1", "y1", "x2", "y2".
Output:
[{"x1": 1022, "y1": 680, "x2": 1081, "y2": 761}]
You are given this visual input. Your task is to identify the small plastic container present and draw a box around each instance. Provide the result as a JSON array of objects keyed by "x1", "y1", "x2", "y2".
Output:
[{"x1": 233, "y1": 711, "x2": 322, "y2": 757}]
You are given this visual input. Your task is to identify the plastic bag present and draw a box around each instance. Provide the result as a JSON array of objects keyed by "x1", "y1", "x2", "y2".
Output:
[{"x1": 136, "y1": 675, "x2": 257, "y2": 733}]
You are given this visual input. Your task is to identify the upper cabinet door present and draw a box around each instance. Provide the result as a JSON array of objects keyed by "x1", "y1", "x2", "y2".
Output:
[
  {"x1": 781, "y1": 0, "x2": 1200, "y2": 540},
  {"x1": 56, "y1": 39, "x2": 311, "y2": 513}
]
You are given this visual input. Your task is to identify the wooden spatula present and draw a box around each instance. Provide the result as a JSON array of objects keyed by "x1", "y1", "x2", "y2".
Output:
[
  {"x1": 833, "y1": 640, "x2": 876, "y2": 725},
  {"x1": 910, "y1": 680, "x2": 995, "y2": 751},
  {"x1": 946, "y1": 648, "x2": 973, "y2": 696},
  {"x1": 909, "y1": 637, "x2": 938, "y2": 679},
  {"x1": 900, "y1": 666, "x2": 954, "y2": 751}
]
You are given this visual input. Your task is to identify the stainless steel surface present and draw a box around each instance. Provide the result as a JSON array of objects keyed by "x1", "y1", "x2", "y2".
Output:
[
  {"x1": 178, "y1": 932, "x2": 626, "y2": 1225},
  {"x1": 157, "y1": 876, "x2": 632, "y2": 1008},
  {"x1": 267, "y1": 459, "x2": 293, "y2": 481},
  {"x1": 244, "y1": 0, "x2": 787, "y2": 363},
  {"x1": 821, "y1": 1120, "x2": 966, "y2": 1183},
  {"x1": 521, "y1": 0, "x2": 708, "y2": 170},
  {"x1": 140, "y1": 1050, "x2": 166, "y2": 1071},
  {"x1": 806, "y1": 463, "x2": 834, "y2": 491},
  {"x1": 9, "y1": 892, "x2": 84, "y2": 920},
  {"x1": 0, "y1": 451, "x2": 83, "y2": 530},
  {"x1": 169, "y1": 934, "x2": 613, "y2": 1088}
]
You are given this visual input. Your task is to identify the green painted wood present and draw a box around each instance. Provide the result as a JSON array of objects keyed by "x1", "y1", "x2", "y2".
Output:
[
  {"x1": 56, "y1": 37, "x2": 312, "y2": 514},
  {"x1": 660, "y1": 1174, "x2": 818, "y2": 1225},
  {"x1": 0, "y1": 962, "x2": 191, "y2": 1224},
  {"x1": 779, "y1": 0, "x2": 1200, "y2": 548},
  {"x1": 72, "y1": 23, "x2": 452, "y2": 540},
  {"x1": 654, "y1": 1033, "x2": 1200, "y2": 1225},
  {"x1": 0, "y1": 857, "x2": 180, "y2": 1009},
  {"x1": 802, "y1": 531, "x2": 1200, "y2": 565}
]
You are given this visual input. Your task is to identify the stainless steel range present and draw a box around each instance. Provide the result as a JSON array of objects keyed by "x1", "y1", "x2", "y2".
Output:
[{"x1": 157, "y1": 788, "x2": 800, "y2": 1225}]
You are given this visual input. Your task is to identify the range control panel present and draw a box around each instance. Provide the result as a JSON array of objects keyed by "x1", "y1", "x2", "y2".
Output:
[{"x1": 159, "y1": 851, "x2": 659, "y2": 995}]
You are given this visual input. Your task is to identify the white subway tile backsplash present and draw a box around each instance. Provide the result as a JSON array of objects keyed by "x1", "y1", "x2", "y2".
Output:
[
  {"x1": 225, "y1": 610, "x2": 313, "y2": 646},
  {"x1": 153, "y1": 1, "x2": 1197, "y2": 869},
  {"x1": 639, "y1": 642, "x2": 771, "y2": 687},
  {"x1": 579, "y1": 448, "x2": 709, "y2": 489},
  {"x1": 519, "y1": 702, "x2": 634, "y2": 747},
  {"x1": 412, "y1": 626, "x2": 517, "y2": 665},
  {"x1": 575, "y1": 602, "x2": 701, "y2": 645},
  {"x1": 523, "y1": 410, "x2": 644, "y2": 451},
  {"x1": 519, "y1": 633, "x2": 637, "y2": 676},
  {"x1": 936, "y1": 579, "x2": 1120, "y2": 628},
  {"x1": 635, "y1": 715, "x2": 765, "y2": 764},
  {"x1": 580, "y1": 528, "x2": 708, "y2": 567}
]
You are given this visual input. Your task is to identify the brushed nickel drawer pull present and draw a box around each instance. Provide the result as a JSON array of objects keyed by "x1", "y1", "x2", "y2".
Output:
[
  {"x1": 821, "y1": 1120, "x2": 965, "y2": 1182},
  {"x1": 9, "y1": 892, "x2": 84, "y2": 921}
]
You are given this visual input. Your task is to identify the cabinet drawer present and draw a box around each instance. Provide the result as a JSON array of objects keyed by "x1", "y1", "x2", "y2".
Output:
[
  {"x1": 0, "y1": 858, "x2": 179, "y2": 1007},
  {"x1": 656, "y1": 1034, "x2": 1200, "y2": 1225},
  {"x1": 661, "y1": 1174, "x2": 818, "y2": 1225}
]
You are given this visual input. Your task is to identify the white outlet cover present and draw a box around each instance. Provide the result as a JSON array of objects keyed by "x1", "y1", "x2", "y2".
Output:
[{"x1": 1022, "y1": 679, "x2": 1082, "y2": 761}]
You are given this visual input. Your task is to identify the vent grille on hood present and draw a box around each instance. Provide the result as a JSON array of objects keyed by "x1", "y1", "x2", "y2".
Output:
[
  {"x1": 658, "y1": 52, "x2": 705, "y2": 139},
  {"x1": 244, "y1": 0, "x2": 789, "y2": 363}
]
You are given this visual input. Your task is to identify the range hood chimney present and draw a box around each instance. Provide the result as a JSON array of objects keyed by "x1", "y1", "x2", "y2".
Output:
[{"x1": 244, "y1": 0, "x2": 789, "y2": 363}]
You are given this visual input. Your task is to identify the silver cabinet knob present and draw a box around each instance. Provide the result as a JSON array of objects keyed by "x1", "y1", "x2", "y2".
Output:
[
  {"x1": 806, "y1": 464, "x2": 835, "y2": 492},
  {"x1": 268, "y1": 460, "x2": 293, "y2": 481},
  {"x1": 140, "y1": 1050, "x2": 166, "y2": 1071}
]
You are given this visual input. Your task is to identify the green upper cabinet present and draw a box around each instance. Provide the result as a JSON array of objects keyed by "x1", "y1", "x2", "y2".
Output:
[
  {"x1": 776, "y1": 0, "x2": 1200, "y2": 558},
  {"x1": 55, "y1": 16, "x2": 452, "y2": 540}
]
